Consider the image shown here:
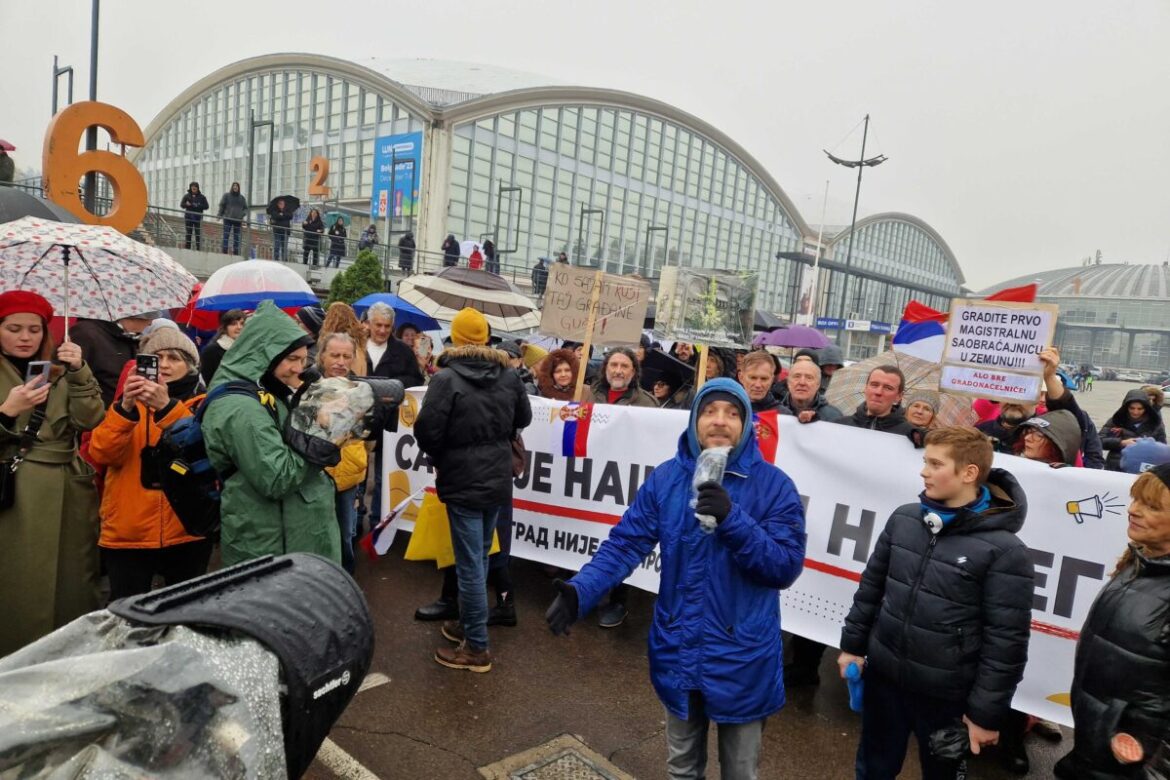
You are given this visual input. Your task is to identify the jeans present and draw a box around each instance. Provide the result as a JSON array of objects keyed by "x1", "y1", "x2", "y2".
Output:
[
  {"x1": 336, "y1": 487, "x2": 358, "y2": 574},
  {"x1": 328, "y1": 252, "x2": 343, "y2": 268},
  {"x1": 856, "y1": 671, "x2": 967, "y2": 779},
  {"x1": 446, "y1": 503, "x2": 499, "y2": 651},
  {"x1": 222, "y1": 219, "x2": 242, "y2": 254},
  {"x1": 102, "y1": 540, "x2": 214, "y2": 600},
  {"x1": 304, "y1": 243, "x2": 320, "y2": 266},
  {"x1": 184, "y1": 219, "x2": 202, "y2": 250},
  {"x1": 665, "y1": 691, "x2": 765, "y2": 780},
  {"x1": 273, "y1": 226, "x2": 289, "y2": 261}
]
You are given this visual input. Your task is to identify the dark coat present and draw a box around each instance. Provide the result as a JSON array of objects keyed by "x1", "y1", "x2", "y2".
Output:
[
  {"x1": 414, "y1": 345, "x2": 532, "y2": 509},
  {"x1": 266, "y1": 203, "x2": 293, "y2": 229},
  {"x1": 840, "y1": 469, "x2": 1034, "y2": 730},
  {"x1": 367, "y1": 338, "x2": 424, "y2": 388},
  {"x1": 777, "y1": 387, "x2": 843, "y2": 422},
  {"x1": 199, "y1": 336, "x2": 232, "y2": 385},
  {"x1": 328, "y1": 222, "x2": 347, "y2": 255},
  {"x1": 834, "y1": 403, "x2": 916, "y2": 436},
  {"x1": 398, "y1": 233, "x2": 416, "y2": 268},
  {"x1": 68, "y1": 318, "x2": 140, "y2": 408},
  {"x1": 1100, "y1": 389, "x2": 1168, "y2": 471},
  {"x1": 180, "y1": 190, "x2": 209, "y2": 221},
  {"x1": 217, "y1": 191, "x2": 248, "y2": 222},
  {"x1": 302, "y1": 216, "x2": 325, "y2": 249},
  {"x1": 1054, "y1": 547, "x2": 1170, "y2": 779},
  {"x1": 531, "y1": 262, "x2": 548, "y2": 293},
  {"x1": 441, "y1": 237, "x2": 460, "y2": 265}
]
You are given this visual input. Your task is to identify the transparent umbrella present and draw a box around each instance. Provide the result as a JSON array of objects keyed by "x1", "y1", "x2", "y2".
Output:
[{"x1": 826, "y1": 348, "x2": 977, "y2": 428}]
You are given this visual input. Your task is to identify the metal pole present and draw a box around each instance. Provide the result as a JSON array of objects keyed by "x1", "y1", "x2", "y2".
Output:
[
  {"x1": 52, "y1": 56, "x2": 59, "y2": 116},
  {"x1": 246, "y1": 110, "x2": 255, "y2": 208},
  {"x1": 809, "y1": 178, "x2": 829, "y2": 323},
  {"x1": 82, "y1": 0, "x2": 99, "y2": 214},
  {"x1": 835, "y1": 113, "x2": 870, "y2": 345}
]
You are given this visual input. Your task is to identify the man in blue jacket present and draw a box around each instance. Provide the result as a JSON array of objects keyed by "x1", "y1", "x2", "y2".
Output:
[{"x1": 546, "y1": 377, "x2": 806, "y2": 779}]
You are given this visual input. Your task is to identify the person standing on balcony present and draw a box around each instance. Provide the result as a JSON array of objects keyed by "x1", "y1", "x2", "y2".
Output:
[
  {"x1": 328, "y1": 217, "x2": 347, "y2": 268},
  {"x1": 468, "y1": 244, "x2": 484, "y2": 270},
  {"x1": 442, "y1": 234, "x2": 460, "y2": 267},
  {"x1": 398, "y1": 231, "x2": 416, "y2": 273},
  {"x1": 302, "y1": 209, "x2": 325, "y2": 267},
  {"x1": 216, "y1": 182, "x2": 248, "y2": 256},
  {"x1": 267, "y1": 198, "x2": 293, "y2": 262},
  {"x1": 180, "y1": 182, "x2": 209, "y2": 251},
  {"x1": 483, "y1": 239, "x2": 499, "y2": 275}
]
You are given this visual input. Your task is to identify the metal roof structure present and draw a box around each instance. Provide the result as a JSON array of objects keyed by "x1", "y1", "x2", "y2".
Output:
[{"x1": 980, "y1": 263, "x2": 1170, "y2": 300}]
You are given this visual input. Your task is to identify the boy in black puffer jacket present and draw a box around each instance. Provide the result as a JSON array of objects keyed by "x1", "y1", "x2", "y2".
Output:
[{"x1": 838, "y1": 427, "x2": 1035, "y2": 779}]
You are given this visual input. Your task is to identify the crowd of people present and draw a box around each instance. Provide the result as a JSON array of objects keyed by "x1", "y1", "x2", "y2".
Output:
[{"x1": 0, "y1": 278, "x2": 1165, "y2": 778}]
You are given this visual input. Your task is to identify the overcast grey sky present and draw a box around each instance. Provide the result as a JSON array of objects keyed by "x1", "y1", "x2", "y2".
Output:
[{"x1": 4, "y1": 0, "x2": 1168, "y2": 289}]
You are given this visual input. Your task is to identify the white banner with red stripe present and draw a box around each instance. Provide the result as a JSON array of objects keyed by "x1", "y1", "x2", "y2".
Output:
[{"x1": 384, "y1": 391, "x2": 1136, "y2": 726}]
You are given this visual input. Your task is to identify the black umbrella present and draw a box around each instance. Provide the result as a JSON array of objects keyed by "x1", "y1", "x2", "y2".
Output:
[
  {"x1": 0, "y1": 187, "x2": 80, "y2": 224},
  {"x1": 640, "y1": 348, "x2": 696, "y2": 393},
  {"x1": 753, "y1": 309, "x2": 786, "y2": 332},
  {"x1": 268, "y1": 194, "x2": 301, "y2": 213}
]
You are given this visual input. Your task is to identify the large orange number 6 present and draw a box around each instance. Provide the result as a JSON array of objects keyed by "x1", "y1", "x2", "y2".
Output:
[
  {"x1": 42, "y1": 101, "x2": 147, "y2": 234},
  {"x1": 308, "y1": 156, "x2": 331, "y2": 197}
]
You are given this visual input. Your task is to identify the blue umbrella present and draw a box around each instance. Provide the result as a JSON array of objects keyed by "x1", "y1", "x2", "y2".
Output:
[{"x1": 352, "y1": 293, "x2": 440, "y2": 331}]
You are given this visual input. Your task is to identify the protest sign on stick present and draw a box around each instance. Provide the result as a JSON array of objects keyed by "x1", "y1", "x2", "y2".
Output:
[
  {"x1": 939, "y1": 299, "x2": 1058, "y2": 403},
  {"x1": 654, "y1": 267, "x2": 758, "y2": 349},
  {"x1": 571, "y1": 271, "x2": 604, "y2": 402},
  {"x1": 540, "y1": 265, "x2": 650, "y2": 347}
]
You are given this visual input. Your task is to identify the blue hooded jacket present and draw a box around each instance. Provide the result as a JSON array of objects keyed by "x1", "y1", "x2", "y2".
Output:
[{"x1": 570, "y1": 378, "x2": 807, "y2": 723}]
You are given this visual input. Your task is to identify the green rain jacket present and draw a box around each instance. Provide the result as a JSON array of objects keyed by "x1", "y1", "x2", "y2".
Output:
[{"x1": 202, "y1": 301, "x2": 340, "y2": 565}]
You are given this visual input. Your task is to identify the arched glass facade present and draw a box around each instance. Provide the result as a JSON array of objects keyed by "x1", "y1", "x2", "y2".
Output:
[
  {"x1": 136, "y1": 68, "x2": 426, "y2": 216},
  {"x1": 445, "y1": 105, "x2": 804, "y2": 312}
]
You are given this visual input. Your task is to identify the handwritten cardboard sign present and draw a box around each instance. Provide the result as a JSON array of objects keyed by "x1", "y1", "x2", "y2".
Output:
[
  {"x1": 539, "y1": 266, "x2": 650, "y2": 346},
  {"x1": 939, "y1": 299, "x2": 1058, "y2": 403}
]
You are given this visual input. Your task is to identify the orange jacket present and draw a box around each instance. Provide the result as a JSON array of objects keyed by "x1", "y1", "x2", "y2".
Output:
[{"x1": 89, "y1": 397, "x2": 204, "y2": 549}]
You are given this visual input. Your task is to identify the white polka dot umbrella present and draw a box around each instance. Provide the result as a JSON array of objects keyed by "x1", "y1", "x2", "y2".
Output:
[{"x1": 0, "y1": 217, "x2": 198, "y2": 334}]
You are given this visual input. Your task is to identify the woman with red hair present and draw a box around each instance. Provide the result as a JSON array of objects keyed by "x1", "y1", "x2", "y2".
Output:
[{"x1": 0, "y1": 291, "x2": 105, "y2": 655}]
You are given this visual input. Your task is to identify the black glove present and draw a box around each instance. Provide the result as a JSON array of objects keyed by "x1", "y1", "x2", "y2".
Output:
[
  {"x1": 545, "y1": 579, "x2": 579, "y2": 636},
  {"x1": 695, "y1": 481, "x2": 732, "y2": 524}
]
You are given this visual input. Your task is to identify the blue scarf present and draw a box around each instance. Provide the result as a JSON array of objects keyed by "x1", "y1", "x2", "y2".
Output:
[{"x1": 919, "y1": 485, "x2": 992, "y2": 527}]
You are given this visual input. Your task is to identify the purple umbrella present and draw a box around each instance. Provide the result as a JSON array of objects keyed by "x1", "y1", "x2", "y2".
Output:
[{"x1": 752, "y1": 324, "x2": 831, "y2": 349}]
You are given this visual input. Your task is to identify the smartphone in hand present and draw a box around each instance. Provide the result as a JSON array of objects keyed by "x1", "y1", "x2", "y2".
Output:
[
  {"x1": 136, "y1": 354, "x2": 160, "y2": 383},
  {"x1": 25, "y1": 360, "x2": 52, "y2": 387}
]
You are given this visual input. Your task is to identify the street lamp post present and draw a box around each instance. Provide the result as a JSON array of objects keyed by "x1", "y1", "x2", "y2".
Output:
[
  {"x1": 246, "y1": 111, "x2": 274, "y2": 257},
  {"x1": 82, "y1": 0, "x2": 99, "y2": 214},
  {"x1": 825, "y1": 114, "x2": 887, "y2": 356}
]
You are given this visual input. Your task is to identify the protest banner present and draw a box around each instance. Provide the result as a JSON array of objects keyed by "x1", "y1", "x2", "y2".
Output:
[
  {"x1": 384, "y1": 391, "x2": 1135, "y2": 727},
  {"x1": 939, "y1": 299, "x2": 1058, "y2": 403},
  {"x1": 539, "y1": 265, "x2": 650, "y2": 347},
  {"x1": 654, "y1": 267, "x2": 758, "y2": 348}
]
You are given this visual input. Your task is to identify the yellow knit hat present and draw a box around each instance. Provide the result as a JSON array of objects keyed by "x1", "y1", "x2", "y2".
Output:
[
  {"x1": 521, "y1": 343, "x2": 549, "y2": 369},
  {"x1": 450, "y1": 307, "x2": 489, "y2": 346}
]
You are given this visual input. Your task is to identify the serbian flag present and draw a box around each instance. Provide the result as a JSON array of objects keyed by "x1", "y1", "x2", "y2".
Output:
[
  {"x1": 360, "y1": 486, "x2": 425, "y2": 559},
  {"x1": 893, "y1": 284, "x2": 1037, "y2": 363},
  {"x1": 753, "y1": 410, "x2": 780, "y2": 463},
  {"x1": 560, "y1": 402, "x2": 594, "y2": 458}
]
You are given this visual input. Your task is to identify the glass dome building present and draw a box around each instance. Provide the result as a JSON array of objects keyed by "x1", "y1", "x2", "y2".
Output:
[
  {"x1": 132, "y1": 53, "x2": 965, "y2": 350},
  {"x1": 981, "y1": 262, "x2": 1170, "y2": 373}
]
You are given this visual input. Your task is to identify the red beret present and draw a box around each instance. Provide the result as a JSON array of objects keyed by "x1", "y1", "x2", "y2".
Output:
[{"x1": 0, "y1": 291, "x2": 55, "y2": 323}]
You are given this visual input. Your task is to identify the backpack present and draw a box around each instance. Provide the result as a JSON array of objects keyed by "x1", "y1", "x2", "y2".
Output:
[{"x1": 156, "y1": 380, "x2": 280, "y2": 538}]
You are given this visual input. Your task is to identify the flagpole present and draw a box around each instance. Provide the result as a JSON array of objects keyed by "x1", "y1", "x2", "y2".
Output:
[{"x1": 809, "y1": 179, "x2": 829, "y2": 324}]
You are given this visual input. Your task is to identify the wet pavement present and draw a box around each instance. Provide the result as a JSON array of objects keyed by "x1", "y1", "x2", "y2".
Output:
[{"x1": 307, "y1": 384, "x2": 1143, "y2": 779}]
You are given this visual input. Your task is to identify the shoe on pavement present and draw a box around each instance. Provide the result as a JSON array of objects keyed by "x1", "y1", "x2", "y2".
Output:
[
  {"x1": 434, "y1": 641, "x2": 492, "y2": 673},
  {"x1": 598, "y1": 601, "x2": 627, "y2": 628},
  {"x1": 441, "y1": 620, "x2": 464, "y2": 643},
  {"x1": 783, "y1": 663, "x2": 821, "y2": 688},
  {"x1": 415, "y1": 598, "x2": 459, "y2": 622},
  {"x1": 488, "y1": 593, "x2": 517, "y2": 627}
]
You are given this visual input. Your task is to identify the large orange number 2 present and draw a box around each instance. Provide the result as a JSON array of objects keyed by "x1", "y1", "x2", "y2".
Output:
[
  {"x1": 308, "y1": 156, "x2": 331, "y2": 197},
  {"x1": 42, "y1": 101, "x2": 147, "y2": 234}
]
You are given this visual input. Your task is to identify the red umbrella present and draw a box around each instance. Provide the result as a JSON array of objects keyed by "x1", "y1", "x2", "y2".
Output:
[
  {"x1": 0, "y1": 140, "x2": 15, "y2": 152},
  {"x1": 173, "y1": 283, "x2": 220, "y2": 331}
]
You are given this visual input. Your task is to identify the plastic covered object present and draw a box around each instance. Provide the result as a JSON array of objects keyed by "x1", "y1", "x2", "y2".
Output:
[
  {"x1": 0, "y1": 612, "x2": 287, "y2": 778},
  {"x1": 289, "y1": 376, "x2": 376, "y2": 447},
  {"x1": 691, "y1": 445, "x2": 730, "y2": 534},
  {"x1": 927, "y1": 720, "x2": 970, "y2": 760}
]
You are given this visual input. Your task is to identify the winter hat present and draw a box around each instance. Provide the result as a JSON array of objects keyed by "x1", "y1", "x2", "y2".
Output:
[
  {"x1": 0, "y1": 290, "x2": 53, "y2": 323},
  {"x1": 450, "y1": 307, "x2": 489, "y2": 346},
  {"x1": 296, "y1": 305, "x2": 325, "y2": 338},
  {"x1": 1152, "y1": 463, "x2": 1170, "y2": 491},
  {"x1": 905, "y1": 391, "x2": 939, "y2": 413},
  {"x1": 639, "y1": 333, "x2": 653, "y2": 350},
  {"x1": 140, "y1": 326, "x2": 199, "y2": 368},
  {"x1": 1121, "y1": 440, "x2": 1170, "y2": 475},
  {"x1": 498, "y1": 340, "x2": 523, "y2": 359},
  {"x1": 521, "y1": 343, "x2": 548, "y2": 370},
  {"x1": 818, "y1": 345, "x2": 845, "y2": 368},
  {"x1": 794, "y1": 348, "x2": 821, "y2": 366},
  {"x1": 142, "y1": 318, "x2": 180, "y2": 338}
]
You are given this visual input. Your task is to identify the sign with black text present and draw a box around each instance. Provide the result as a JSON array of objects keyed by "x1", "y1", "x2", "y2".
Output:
[
  {"x1": 539, "y1": 266, "x2": 650, "y2": 346},
  {"x1": 939, "y1": 299, "x2": 1058, "y2": 403}
]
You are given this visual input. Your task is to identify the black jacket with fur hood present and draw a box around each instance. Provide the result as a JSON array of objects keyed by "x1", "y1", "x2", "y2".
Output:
[{"x1": 414, "y1": 344, "x2": 533, "y2": 509}]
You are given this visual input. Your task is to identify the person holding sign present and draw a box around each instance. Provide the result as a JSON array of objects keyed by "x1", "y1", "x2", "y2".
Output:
[
  {"x1": 1054, "y1": 465, "x2": 1170, "y2": 778},
  {"x1": 838, "y1": 427, "x2": 1034, "y2": 779},
  {"x1": 545, "y1": 378, "x2": 807, "y2": 779}
]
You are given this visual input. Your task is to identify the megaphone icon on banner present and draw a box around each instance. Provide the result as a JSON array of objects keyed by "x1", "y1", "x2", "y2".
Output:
[{"x1": 1065, "y1": 492, "x2": 1124, "y2": 524}]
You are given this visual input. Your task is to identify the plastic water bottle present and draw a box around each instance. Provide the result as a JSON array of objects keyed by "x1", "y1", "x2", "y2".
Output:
[
  {"x1": 691, "y1": 446, "x2": 730, "y2": 534},
  {"x1": 845, "y1": 662, "x2": 864, "y2": 713}
]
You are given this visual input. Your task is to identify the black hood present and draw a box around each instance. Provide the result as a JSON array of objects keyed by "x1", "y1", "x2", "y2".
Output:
[
  {"x1": 1109, "y1": 388, "x2": 1158, "y2": 428},
  {"x1": 438, "y1": 344, "x2": 508, "y2": 387},
  {"x1": 950, "y1": 468, "x2": 1027, "y2": 535}
]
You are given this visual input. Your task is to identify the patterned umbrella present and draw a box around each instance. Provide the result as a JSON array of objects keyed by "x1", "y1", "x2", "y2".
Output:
[
  {"x1": 397, "y1": 267, "x2": 540, "y2": 332},
  {"x1": 0, "y1": 216, "x2": 197, "y2": 329},
  {"x1": 825, "y1": 348, "x2": 977, "y2": 428},
  {"x1": 194, "y1": 259, "x2": 318, "y2": 311}
]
